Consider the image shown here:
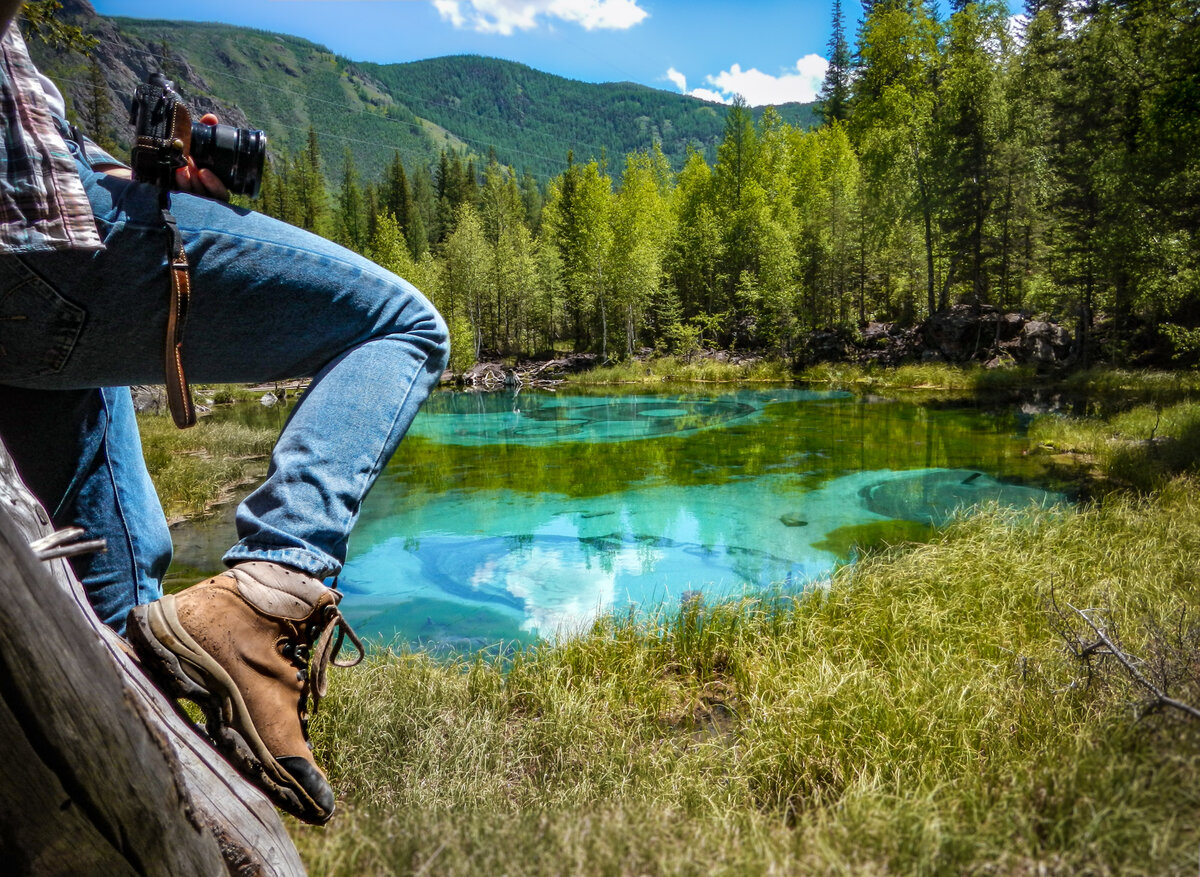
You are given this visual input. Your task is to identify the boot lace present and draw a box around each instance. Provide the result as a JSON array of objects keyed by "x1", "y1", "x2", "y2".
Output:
[{"x1": 284, "y1": 604, "x2": 365, "y2": 732}]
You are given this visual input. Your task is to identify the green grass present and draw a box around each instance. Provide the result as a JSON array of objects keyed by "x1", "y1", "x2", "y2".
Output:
[
  {"x1": 294, "y1": 482, "x2": 1200, "y2": 874},
  {"x1": 1028, "y1": 400, "x2": 1200, "y2": 492},
  {"x1": 798, "y1": 361, "x2": 1038, "y2": 392},
  {"x1": 192, "y1": 382, "x2": 271, "y2": 405},
  {"x1": 568, "y1": 356, "x2": 795, "y2": 385},
  {"x1": 571, "y1": 358, "x2": 1200, "y2": 398},
  {"x1": 128, "y1": 372, "x2": 1200, "y2": 871},
  {"x1": 1060, "y1": 368, "x2": 1200, "y2": 396},
  {"x1": 136, "y1": 412, "x2": 277, "y2": 518}
]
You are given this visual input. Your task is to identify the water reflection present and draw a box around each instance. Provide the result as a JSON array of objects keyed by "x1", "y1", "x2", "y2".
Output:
[
  {"x1": 174, "y1": 387, "x2": 1066, "y2": 653},
  {"x1": 415, "y1": 389, "x2": 837, "y2": 444}
]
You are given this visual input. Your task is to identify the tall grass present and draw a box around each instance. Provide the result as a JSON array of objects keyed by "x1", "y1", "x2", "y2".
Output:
[
  {"x1": 799, "y1": 361, "x2": 1037, "y2": 392},
  {"x1": 1029, "y1": 400, "x2": 1200, "y2": 491},
  {"x1": 1060, "y1": 368, "x2": 1200, "y2": 396},
  {"x1": 568, "y1": 356, "x2": 794, "y2": 385},
  {"x1": 294, "y1": 479, "x2": 1200, "y2": 874},
  {"x1": 136, "y1": 413, "x2": 276, "y2": 517}
]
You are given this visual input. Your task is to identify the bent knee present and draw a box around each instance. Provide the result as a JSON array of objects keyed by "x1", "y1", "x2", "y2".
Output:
[
  {"x1": 389, "y1": 278, "x2": 449, "y2": 372},
  {"x1": 428, "y1": 308, "x2": 450, "y2": 372}
]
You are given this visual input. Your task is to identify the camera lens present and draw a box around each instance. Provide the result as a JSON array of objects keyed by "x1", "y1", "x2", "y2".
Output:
[{"x1": 189, "y1": 121, "x2": 267, "y2": 198}]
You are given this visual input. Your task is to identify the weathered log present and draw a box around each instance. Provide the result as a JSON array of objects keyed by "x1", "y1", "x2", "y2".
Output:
[{"x1": 0, "y1": 438, "x2": 306, "y2": 876}]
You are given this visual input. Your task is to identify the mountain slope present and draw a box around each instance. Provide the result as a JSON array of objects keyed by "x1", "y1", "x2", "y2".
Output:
[
  {"x1": 30, "y1": 1, "x2": 819, "y2": 183},
  {"x1": 362, "y1": 55, "x2": 820, "y2": 179}
]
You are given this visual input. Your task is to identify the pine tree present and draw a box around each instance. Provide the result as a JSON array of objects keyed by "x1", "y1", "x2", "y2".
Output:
[
  {"x1": 336, "y1": 147, "x2": 366, "y2": 254},
  {"x1": 409, "y1": 167, "x2": 438, "y2": 256},
  {"x1": 381, "y1": 151, "x2": 412, "y2": 235},
  {"x1": 520, "y1": 170, "x2": 544, "y2": 234},
  {"x1": 818, "y1": 0, "x2": 853, "y2": 125},
  {"x1": 288, "y1": 127, "x2": 329, "y2": 234},
  {"x1": 938, "y1": 0, "x2": 1009, "y2": 307},
  {"x1": 84, "y1": 56, "x2": 118, "y2": 154}
]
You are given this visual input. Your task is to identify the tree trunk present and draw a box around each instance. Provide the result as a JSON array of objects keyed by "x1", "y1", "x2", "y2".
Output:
[{"x1": 0, "y1": 438, "x2": 305, "y2": 876}]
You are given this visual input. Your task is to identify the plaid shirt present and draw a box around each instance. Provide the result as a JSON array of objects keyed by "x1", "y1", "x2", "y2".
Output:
[{"x1": 0, "y1": 24, "x2": 102, "y2": 253}]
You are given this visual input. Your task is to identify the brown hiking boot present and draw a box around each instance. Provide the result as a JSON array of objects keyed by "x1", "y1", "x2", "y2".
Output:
[{"x1": 127, "y1": 561, "x2": 363, "y2": 824}]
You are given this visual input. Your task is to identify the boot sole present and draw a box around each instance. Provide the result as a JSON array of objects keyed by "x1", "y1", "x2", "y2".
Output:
[{"x1": 127, "y1": 596, "x2": 333, "y2": 824}]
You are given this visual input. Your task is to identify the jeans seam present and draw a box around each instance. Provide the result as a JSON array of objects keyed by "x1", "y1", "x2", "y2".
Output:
[
  {"x1": 9, "y1": 254, "x2": 88, "y2": 378},
  {"x1": 98, "y1": 390, "x2": 140, "y2": 607}
]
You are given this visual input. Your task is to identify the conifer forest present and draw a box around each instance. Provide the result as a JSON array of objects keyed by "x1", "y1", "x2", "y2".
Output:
[{"x1": 248, "y1": 0, "x2": 1199, "y2": 372}]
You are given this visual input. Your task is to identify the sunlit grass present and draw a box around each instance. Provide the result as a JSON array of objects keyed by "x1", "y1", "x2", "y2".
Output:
[
  {"x1": 128, "y1": 373, "x2": 1200, "y2": 871},
  {"x1": 799, "y1": 361, "x2": 1037, "y2": 392},
  {"x1": 295, "y1": 474, "x2": 1200, "y2": 874},
  {"x1": 1029, "y1": 400, "x2": 1200, "y2": 491},
  {"x1": 1061, "y1": 368, "x2": 1200, "y2": 396},
  {"x1": 569, "y1": 356, "x2": 794, "y2": 385},
  {"x1": 192, "y1": 382, "x2": 268, "y2": 405},
  {"x1": 136, "y1": 412, "x2": 276, "y2": 517}
]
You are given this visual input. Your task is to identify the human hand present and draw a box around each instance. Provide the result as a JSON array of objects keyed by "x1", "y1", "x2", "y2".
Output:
[{"x1": 174, "y1": 113, "x2": 230, "y2": 201}]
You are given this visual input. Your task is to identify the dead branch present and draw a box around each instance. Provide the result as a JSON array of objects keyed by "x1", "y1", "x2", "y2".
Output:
[{"x1": 1066, "y1": 602, "x2": 1200, "y2": 721}]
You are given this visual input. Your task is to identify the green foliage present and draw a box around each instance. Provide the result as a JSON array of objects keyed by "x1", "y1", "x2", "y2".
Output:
[
  {"x1": 19, "y1": 1, "x2": 95, "y2": 52},
  {"x1": 361, "y1": 54, "x2": 819, "y2": 182},
  {"x1": 1029, "y1": 398, "x2": 1200, "y2": 491},
  {"x1": 136, "y1": 412, "x2": 276, "y2": 517}
]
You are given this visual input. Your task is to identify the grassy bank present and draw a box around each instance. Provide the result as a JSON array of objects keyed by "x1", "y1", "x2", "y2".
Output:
[
  {"x1": 1028, "y1": 399, "x2": 1200, "y2": 493},
  {"x1": 567, "y1": 356, "x2": 795, "y2": 385},
  {"x1": 289, "y1": 400, "x2": 1200, "y2": 874},
  {"x1": 798, "y1": 361, "x2": 1037, "y2": 392},
  {"x1": 136, "y1": 410, "x2": 276, "y2": 519},
  {"x1": 567, "y1": 355, "x2": 1200, "y2": 398},
  {"x1": 800, "y1": 362, "x2": 1200, "y2": 397}
]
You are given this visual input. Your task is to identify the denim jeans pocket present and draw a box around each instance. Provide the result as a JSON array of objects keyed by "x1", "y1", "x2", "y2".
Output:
[{"x1": 0, "y1": 257, "x2": 86, "y2": 381}]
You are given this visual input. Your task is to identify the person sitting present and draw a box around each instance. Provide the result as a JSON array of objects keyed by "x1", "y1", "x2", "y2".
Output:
[{"x1": 0, "y1": 3, "x2": 448, "y2": 824}]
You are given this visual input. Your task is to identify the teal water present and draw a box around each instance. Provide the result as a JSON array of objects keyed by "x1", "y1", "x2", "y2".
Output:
[{"x1": 173, "y1": 386, "x2": 1065, "y2": 652}]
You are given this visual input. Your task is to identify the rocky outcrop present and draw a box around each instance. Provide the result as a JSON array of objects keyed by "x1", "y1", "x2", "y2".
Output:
[
  {"x1": 798, "y1": 305, "x2": 1074, "y2": 369},
  {"x1": 31, "y1": 0, "x2": 255, "y2": 156}
]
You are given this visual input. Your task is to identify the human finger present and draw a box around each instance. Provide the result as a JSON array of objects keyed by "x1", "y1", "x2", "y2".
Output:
[
  {"x1": 194, "y1": 167, "x2": 230, "y2": 201},
  {"x1": 174, "y1": 163, "x2": 199, "y2": 194}
]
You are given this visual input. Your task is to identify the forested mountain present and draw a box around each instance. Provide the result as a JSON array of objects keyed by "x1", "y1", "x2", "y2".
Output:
[
  {"x1": 30, "y1": 0, "x2": 818, "y2": 183},
  {"x1": 359, "y1": 55, "x2": 818, "y2": 181}
]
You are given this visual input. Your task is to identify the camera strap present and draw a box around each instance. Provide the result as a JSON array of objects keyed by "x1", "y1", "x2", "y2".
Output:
[{"x1": 159, "y1": 203, "x2": 196, "y2": 429}]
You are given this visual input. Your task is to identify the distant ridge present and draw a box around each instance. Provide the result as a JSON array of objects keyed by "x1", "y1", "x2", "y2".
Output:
[{"x1": 32, "y1": 1, "x2": 819, "y2": 182}]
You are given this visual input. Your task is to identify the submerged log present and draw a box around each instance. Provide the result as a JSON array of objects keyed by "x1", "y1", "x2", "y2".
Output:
[{"x1": 0, "y1": 438, "x2": 305, "y2": 876}]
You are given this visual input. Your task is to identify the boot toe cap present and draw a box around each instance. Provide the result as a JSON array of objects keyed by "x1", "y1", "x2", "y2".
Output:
[{"x1": 278, "y1": 755, "x2": 335, "y2": 823}]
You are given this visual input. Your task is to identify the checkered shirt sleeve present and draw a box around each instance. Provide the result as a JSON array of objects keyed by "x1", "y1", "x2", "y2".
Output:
[{"x1": 0, "y1": 24, "x2": 104, "y2": 253}]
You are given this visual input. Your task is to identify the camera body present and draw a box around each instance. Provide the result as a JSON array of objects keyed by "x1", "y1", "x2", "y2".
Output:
[{"x1": 129, "y1": 73, "x2": 266, "y2": 198}]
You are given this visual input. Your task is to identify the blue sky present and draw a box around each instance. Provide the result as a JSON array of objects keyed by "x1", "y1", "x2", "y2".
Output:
[{"x1": 91, "y1": 0, "x2": 851, "y2": 106}]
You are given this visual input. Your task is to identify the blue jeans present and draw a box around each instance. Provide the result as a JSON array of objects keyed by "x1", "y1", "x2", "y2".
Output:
[{"x1": 0, "y1": 146, "x2": 449, "y2": 632}]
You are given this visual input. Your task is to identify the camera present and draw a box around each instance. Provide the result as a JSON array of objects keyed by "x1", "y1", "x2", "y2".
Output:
[{"x1": 130, "y1": 73, "x2": 266, "y2": 198}]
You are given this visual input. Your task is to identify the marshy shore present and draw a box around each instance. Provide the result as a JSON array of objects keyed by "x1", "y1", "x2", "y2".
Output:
[{"x1": 137, "y1": 364, "x2": 1200, "y2": 874}]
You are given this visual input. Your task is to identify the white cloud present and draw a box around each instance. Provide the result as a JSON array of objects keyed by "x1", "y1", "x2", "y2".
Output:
[
  {"x1": 665, "y1": 66, "x2": 687, "y2": 93},
  {"x1": 688, "y1": 87, "x2": 729, "y2": 105},
  {"x1": 433, "y1": 0, "x2": 648, "y2": 35},
  {"x1": 663, "y1": 67, "x2": 731, "y2": 105},
  {"x1": 689, "y1": 54, "x2": 829, "y2": 107},
  {"x1": 433, "y1": 0, "x2": 467, "y2": 28}
]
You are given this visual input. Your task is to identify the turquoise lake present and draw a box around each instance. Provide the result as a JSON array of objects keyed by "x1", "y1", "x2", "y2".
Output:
[{"x1": 171, "y1": 386, "x2": 1067, "y2": 651}]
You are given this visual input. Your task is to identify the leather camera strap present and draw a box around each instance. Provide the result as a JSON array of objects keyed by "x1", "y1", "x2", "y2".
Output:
[{"x1": 160, "y1": 207, "x2": 196, "y2": 429}]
